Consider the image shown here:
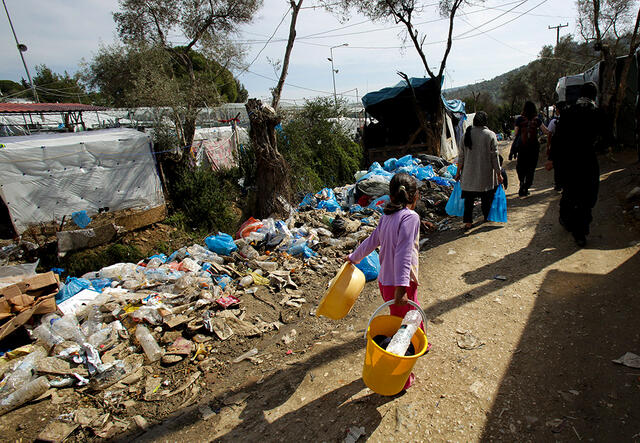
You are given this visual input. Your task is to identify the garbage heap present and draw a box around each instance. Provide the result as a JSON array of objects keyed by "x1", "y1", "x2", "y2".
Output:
[{"x1": 0, "y1": 153, "x2": 455, "y2": 438}]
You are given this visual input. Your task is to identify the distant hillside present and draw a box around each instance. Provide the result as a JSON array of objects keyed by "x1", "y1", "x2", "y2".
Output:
[{"x1": 443, "y1": 66, "x2": 527, "y2": 103}]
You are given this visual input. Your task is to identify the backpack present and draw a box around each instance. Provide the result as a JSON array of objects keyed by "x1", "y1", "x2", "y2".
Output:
[{"x1": 519, "y1": 117, "x2": 538, "y2": 146}]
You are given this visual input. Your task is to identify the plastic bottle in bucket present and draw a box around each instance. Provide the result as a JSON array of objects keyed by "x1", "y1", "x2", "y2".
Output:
[{"x1": 386, "y1": 310, "x2": 421, "y2": 356}]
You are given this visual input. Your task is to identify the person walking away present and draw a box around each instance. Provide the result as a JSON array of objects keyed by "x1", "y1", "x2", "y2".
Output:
[
  {"x1": 546, "y1": 102, "x2": 565, "y2": 191},
  {"x1": 454, "y1": 111, "x2": 504, "y2": 230},
  {"x1": 549, "y1": 82, "x2": 603, "y2": 247},
  {"x1": 345, "y1": 172, "x2": 422, "y2": 390},
  {"x1": 512, "y1": 101, "x2": 549, "y2": 196}
]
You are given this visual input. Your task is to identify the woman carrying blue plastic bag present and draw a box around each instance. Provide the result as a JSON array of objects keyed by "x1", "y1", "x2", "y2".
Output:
[{"x1": 454, "y1": 111, "x2": 504, "y2": 230}]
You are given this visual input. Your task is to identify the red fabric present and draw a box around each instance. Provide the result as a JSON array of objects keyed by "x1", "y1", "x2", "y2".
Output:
[
  {"x1": 377, "y1": 281, "x2": 422, "y2": 390},
  {"x1": 357, "y1": 195, "x2": 372, "y2": 207}
]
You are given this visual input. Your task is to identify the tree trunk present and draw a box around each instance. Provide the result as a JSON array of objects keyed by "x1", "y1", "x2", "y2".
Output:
[{"x1": 246, "y1": 99, "x2": 291, "y2": 218}]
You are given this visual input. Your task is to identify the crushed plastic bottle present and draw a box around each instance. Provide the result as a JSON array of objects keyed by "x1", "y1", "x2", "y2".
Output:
[
  {"x1": 0, "y1": 347, "x2": 47, "y2": 396},
  {"x1": 83, "y1": 305, "x2": 103, "y2": 337},
  {"x1": 0, "y1": 376, "x2": 49, "y2": 417},
  {"x1": 49, "y1": 314, "x2": 87, "y2": 345},
  {"x1": 386, "y1": 310, "x2": 422, "y2": 357},
  {"x1": 135, "y1": 325, "x2": 163, "y2": 362},
  {"x1": 88, "y1": 325, "x2": 113, "y2": 348},
  {"x1": 32, "y1": 322, "x2": 64, "y2": 348},
  {"x1": 186, "y1": 244, "x2": 224, "y2": 264}
]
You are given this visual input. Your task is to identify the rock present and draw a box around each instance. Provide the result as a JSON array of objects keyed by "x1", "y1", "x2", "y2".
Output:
[
  {"x1": 161, "y1": 330, "x2": 183, "y2": 344},
  {"x1": 199, "y1": 404, "x2": 217, "y2": 420},
  {"x1": 456, "y1": 332, "x2": 484, "y2": 350},
  {"x1": 161, "y1": 355, "x2": 184, "y2": 365},
  {"x1": 469, "y1": 380, "x2": 483, "y2": 397},
  {"x1": 74, "y1": 407, "x2": 101, "y2": 427},
  {"x1": 132, "y1": 415, "x2": 149, "y2": 431}
]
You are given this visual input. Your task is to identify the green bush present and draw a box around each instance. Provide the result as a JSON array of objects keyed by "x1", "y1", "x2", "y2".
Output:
[
  {"x1": 277, "y1": 97, "x2": 363, "y2": 193},
  {"x1": 167, "y1": 163, "x2": 241, "y2": 235},
  {"x1": 63, "y1": 243, "x2": 145, "y2": 277}
]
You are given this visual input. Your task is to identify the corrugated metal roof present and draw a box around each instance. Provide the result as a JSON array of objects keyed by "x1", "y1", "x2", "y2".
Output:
[{"x1": 0, "y1": 103, "x2": 107, "y2": 113}]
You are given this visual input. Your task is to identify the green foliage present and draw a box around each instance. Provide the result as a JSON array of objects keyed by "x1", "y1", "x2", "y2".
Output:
[
  {"x1": 277, "y1": 97, "x2": 363, "y2": 193},
  {"x1": 0, "y1": 80, "x2": 24, "y2": 97},
  {"x1": 23, "y1": 65, "x2": 87, "y2": 103},
  {"x1": 62, "y1": 243, "x2": 145, "y2": 277},
  {"x1": 167, "y1": 163, "x2": 241, "y2": 234}
]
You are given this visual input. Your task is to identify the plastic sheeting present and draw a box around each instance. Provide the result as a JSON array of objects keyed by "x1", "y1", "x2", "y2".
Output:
[{"x1": 0, "y1": 128, "x2": 164, "y2": 234}]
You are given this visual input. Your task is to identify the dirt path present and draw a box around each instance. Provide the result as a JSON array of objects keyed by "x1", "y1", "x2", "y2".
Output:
[{"x1": 134, "y1": 147, "x2": 640, "y2": 442}]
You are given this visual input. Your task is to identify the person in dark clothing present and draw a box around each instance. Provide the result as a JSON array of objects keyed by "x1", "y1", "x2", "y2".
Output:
[
  {"x1": 510, "y1": 101, "x2": 549, "y2": 196},
  {"x1": 548, "y1": 82, "x2": 603, "y2": 247},
  {"x1": 498, "y1": 154, "x2": 508, "y2": 190},
  {"x1": 546, "y1": 102, "x2": 566, "y2": 191}
]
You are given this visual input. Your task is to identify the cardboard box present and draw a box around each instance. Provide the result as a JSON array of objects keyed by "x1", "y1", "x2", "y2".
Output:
[{"x1": 0, "y1": 272, "x2": 59, "y2": 342}]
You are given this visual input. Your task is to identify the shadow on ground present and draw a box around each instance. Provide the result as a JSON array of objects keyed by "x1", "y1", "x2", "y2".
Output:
[{"x1": 480, "y1": 251, "x2": 640, "y2": 440}]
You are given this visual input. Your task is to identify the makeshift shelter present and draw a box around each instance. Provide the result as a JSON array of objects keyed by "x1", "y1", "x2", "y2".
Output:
[
  {"x1": 0, "y1": 103, "x2": 107, "y2": 136},
  {"x1": 361, "y1": 77, "x2": 466, "y2": 162},
  {"x1": 0, "y1": 128, "x2": 165, "y2": 235}
]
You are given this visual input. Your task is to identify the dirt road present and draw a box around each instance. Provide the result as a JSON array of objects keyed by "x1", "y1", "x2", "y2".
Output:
[{"x1": 131, "y1": 147, "x2": 640, "y2": 442}]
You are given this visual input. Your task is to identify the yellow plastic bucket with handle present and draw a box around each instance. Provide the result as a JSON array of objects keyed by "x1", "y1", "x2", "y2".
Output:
[
  {"x1": 316, "y1": 262, "x2": 366, "y2": 320},
  {"x1": 362, "y1": 300, "x2": 429, "y2": 396}
]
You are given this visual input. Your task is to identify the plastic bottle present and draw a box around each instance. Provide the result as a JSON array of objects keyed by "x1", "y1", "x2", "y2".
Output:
[
  {"x1": 385, "y1": 310, "x2": 422, "y2": 357},
  {"x1": 88, "y1": 325, "x2": 113, "y2": 348},
  {"x1": 32, "y1": 322, "x2": 64, "y2": 348},
  {"x1": 83, "y1": 305, "x2": 103, "y2": 336},
  {"x1": 0, "y1": 347, "x2": 47, "y2": 396},
  {"x1": 147, "y1": 257, "x2": 164, "y2": 268},
  {"x1": 50, "y1": 314, "x2": 87, "y2": 344},
  {"x1": 135, "y1": 325, "x2": 163, "y2": 362},
  {"x1": 0, "y1": 376, "x2": 50, "y2": 416}
]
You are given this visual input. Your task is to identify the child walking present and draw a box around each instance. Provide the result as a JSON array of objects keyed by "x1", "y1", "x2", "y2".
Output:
[{"x1": 346, "y1": 172, "x2": 422, "y2": 389}]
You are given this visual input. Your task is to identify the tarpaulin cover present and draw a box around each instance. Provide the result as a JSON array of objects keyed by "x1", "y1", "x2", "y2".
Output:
[
  {"x1": 443, "y1": 98, "x2": 465, "y2": 114},
  {"x1": 0, "y1": 128, "x2": 165, "y2": 234}
]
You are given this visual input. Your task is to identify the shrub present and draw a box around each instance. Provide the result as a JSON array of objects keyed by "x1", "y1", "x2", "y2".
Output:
[{"x1": 277, "y1": 97, "x2": 364, "y2": 193}]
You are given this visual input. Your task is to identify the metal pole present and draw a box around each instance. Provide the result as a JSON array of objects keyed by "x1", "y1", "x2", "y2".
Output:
[
  {"x1": 2, "y1": 0, "x2": 38, "y2": 102},
  {"x1": 330, "y1": 47, "x2": 337, "y2": 107}
]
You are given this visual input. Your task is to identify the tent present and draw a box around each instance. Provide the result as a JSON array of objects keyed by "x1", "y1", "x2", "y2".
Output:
[
  {"x1": 0, "y1": 128, "x2": 165, "y2": 235},
  {"x1": 361, "y1": 77, "x2": 466, "y2": 162}
]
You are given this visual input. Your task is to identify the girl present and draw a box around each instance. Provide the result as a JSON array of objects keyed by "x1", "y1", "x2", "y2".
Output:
[
  {"x1": 346, "y1": 172, "x2": 421, "y2": 389},
  {"x1": 512, "y1": 101, "x2": 549, "y2": 196}
]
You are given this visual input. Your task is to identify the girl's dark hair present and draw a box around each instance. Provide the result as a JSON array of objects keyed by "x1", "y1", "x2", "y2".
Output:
[
  {"x1": 522, "y1": 101, "x2": 537, "y2": 119},
  {"x1": 385, "y1": 172, "x2": 417, "y2": 215},
  {"x1": 464, "y1": 111, "x2": 489, "y2": 149}
]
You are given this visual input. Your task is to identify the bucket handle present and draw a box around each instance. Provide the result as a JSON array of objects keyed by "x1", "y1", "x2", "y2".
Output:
[{"x1": 364, "y1": 300, "x2": 428, "y2": 339}]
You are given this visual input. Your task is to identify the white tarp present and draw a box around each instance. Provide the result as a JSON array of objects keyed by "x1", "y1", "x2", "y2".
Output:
[{"x1": 0, "y1": 128, "x2": 164, "y2": 234}]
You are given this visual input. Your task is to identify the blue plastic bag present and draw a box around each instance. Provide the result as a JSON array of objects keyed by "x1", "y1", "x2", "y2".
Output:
[
  {"x1": 429, "y1": 176, "x2": 454, "y2": 187},
  {"x1": 205, "y1": 233, "x2": 238, "y2": 255},
  {"x1": 89, "y1": 278, "x2": 113, "y2": 292},
  {"x1": 368, "y1": 195, "x2": 390, "y2": 213},
  {"x1": 447, "y1": 164, "x2": 458, "y2": 177},
  {"x1": 288, "y1": 242, "x2": 317, "y2": 258},
  {"x1": 487, "y1": 186, "x2": 508, "y2": 223},
  {"x1": 369, "y1": 161, "x2": 383, "y2": 172},
  {"x1": 56, "y1": 277, "x2": 94, "y2": 303},
  {"x1": 148, "y1": 253, "x2": 168, "y2": 263},
  {"x1": 356, "y1": 250, "x2": 380, "y2": 281},
  {"x1": 298, "y1": 193, "x2": 317, "y2": 208},
  {"x1": 413, "y1": 165, "x2": 436, "y2": 181},
  {"x1": 445, "y1": 182, "x2": 465, "y2": 217},
  {"x1": 71, "y1": 210, "x2": 92, "y2": 229},
  {"x1": 383, "y1": 158, "x2": 398, "y2": 172},
  {"x1": 349, "y1": 204, "x2": 363, "y2": 213},
  {"x1": 396, "y1": 155, "x2": 414, "y2": 168},
  {"x1": 317, "y1": 198, "x2": 341, "y2": 212}
]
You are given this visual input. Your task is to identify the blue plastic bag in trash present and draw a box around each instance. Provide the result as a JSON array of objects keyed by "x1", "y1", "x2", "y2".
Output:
[
  {"x1": 298, "y1": 193, "x2": 317, "y2": 209},
  {"x1": 413, "y1": 165, "x2": 436, "y2": 181},
  {"x1": 317, "y1": 198, "x2": 341, "y2": 212},
  {"x1": 356, "y1": 250, "x2": 380, "y2": 281},
  {"x1": 487, "y1": 186, "x2": 508, "y2": 223},
  {"x1": 383, "y1": 158, "x2": 398, "y2": 172},
  {"x1": 205, "y1": 233, "x2": 238, "y2": 255},
  {"x1": 71, "y1": 210, "x2": 92, "y2": 229},
  {"x1": 89, "y1": 278, "x2": 113, "y2": 292},
  {"x1": 447, "y1": 164, "x2": 458, "y2": 177},
  {"x1": 288, "y1": 241, "x2": 317, "y2": 258},
  {"x1": 56, "y1": 277, "x2": 94, "y2": 303},
  {"x1": 445, "y1": 182, "x2": 465, "y2": 217},
  {"x1": 396, "y1": 155, "x2": 414, "y2": 168},
  {"x1": 368, "y1": 195, "x2": 390, "y2": 213}
]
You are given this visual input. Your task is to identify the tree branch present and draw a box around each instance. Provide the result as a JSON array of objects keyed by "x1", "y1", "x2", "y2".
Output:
[
  {"x1": 272, "y1": 0, "x2": 304, "y2": 110},
  {"x1": 437, "y1": 0, "x2": 462, "y2": 79}
]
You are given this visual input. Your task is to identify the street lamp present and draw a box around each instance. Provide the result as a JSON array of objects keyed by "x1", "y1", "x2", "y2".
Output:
[
  {"x1": 328, "y1": 43, "x2": 348, "y2": 107},
  {"x1": 2, "y1": 0, "x2": 38, "y2": 102}
]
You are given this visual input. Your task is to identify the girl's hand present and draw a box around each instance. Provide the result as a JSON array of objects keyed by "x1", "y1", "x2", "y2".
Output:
[
  {"x1": 343, "y1": 255, "x2": 352, "y2": 263},
  {"x1": 394, "y1": 286, "x2": 409, "y2": 305}
]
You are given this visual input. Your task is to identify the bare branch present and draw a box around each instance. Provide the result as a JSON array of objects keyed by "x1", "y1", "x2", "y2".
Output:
[{"x1": 271, "y1": 0, "x2": 304, "y2": 109}]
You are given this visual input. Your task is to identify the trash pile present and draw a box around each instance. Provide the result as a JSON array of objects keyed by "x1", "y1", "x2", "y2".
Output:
[{"x1": 0, "y1": 153, "x2": 455, "y2": 438}]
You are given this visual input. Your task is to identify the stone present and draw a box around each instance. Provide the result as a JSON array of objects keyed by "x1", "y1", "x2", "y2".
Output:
[
  {"x1": 132, "y1": 415, "x2": 148, "y2": 431},
  {"x1": 161, "y1": 354, "x2": 183, "y2": 365}
]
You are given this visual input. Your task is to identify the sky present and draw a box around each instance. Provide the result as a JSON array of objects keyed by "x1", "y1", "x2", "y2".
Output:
[{"x1": 0, "y1": 0, "x2": 579, "y2": 104}]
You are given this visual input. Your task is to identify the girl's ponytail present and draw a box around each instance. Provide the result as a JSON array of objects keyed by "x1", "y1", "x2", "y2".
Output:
[{"x1": 384, "y1": 173, "x2": 417, "y2": 215}]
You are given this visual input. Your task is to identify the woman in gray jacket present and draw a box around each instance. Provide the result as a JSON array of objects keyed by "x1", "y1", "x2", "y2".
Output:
[{"x1": 454, "y1": 111, "x2": 504, "y2": 230}]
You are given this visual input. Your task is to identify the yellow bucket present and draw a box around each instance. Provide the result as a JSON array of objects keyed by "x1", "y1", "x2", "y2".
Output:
[
  {"x1": 316, "y1": 262, "x2": 366, "y2": 320},
  {"x1": 362, "y1": 301, "x2": 429, "y2": 396}
]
